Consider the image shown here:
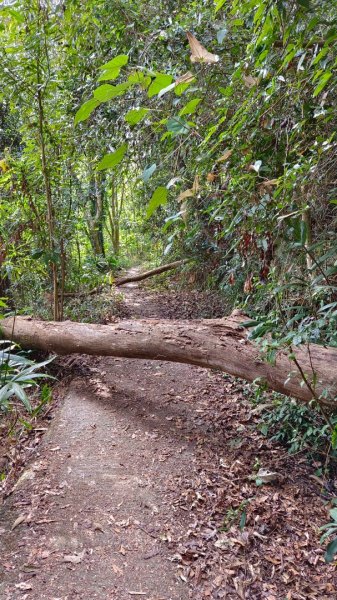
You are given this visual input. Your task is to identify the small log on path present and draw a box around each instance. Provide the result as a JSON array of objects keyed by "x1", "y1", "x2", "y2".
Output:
[
  {"x1": 1, "y1": 313, "x2": 337, "y2": 407},
  {"x1": 58, "y1": 260, "x2": 186, "y2": 297},
  {"x1": 115, "y1": 259, "x2": 187, "y2": 286}
]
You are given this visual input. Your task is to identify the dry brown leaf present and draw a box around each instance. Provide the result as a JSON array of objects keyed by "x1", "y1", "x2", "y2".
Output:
[
  {"x1": 192, "y1": 174, "x2": 200, "y2": 194},
  {"x1": 11, "y1": 515, "x2": 26, "y2": 531},
  {"x1": 112, "y1": 563, "x2": 123, "y2": 576},
  {"x1": 206, "y1": 172, "x2": 217, "y2": 182},
  {"x1": 186, "y1": 32, "x2": 219, "y2": 64},
  {"x1": 243, "y1": 74, "x2": 259, "y2": 88},
  {"x1": 175, "y1": 71, "x2": 195, "y2": 85},
  {"x1": 259, "y1": 178, "x2": 279, "y2": 187},
  {"x1": 15, "y1": 582, "x2": 33, "y2": 591},
  {"x1": 177, "y1": 189, "x2": 194, "y2": 202},
  {"x1": 217, "y1": 149, "x2": 233, "y2": 162},
  {"x1": 63, "y1": 550, "x2": 86, "y2": 564}
]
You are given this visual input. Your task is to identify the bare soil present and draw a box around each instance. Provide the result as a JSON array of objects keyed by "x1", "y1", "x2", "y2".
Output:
[{"x1": 0, "y1": 277, "x2": 336, "y2": 599}]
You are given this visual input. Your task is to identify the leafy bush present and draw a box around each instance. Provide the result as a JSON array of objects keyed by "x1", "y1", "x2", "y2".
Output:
[
  {"x1": 255, "y1": 391, "x2": 336, "y2": 458},
  {"x1": 0, "y1": 341, "x2": 53, "y2": 413}
]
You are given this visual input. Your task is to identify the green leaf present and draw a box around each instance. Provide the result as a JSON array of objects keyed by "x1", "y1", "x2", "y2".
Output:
[
  {"x1": 166, "y1": 116, "x2": 190, "y2": 135},
  {"x1": 215, "y1": 0, "x2": 226, "y2": 12},
  {"x1": 148, "y1": 74, "x2": 173, "y2": 98},
  {"x1": 142, "y1": 164, "x2": 156, "y2": 182},
  {"x1": 325, "y1": 537, "x2": 337, "y2": 562},
  {"x1": 146, "y1": 186, "x2": 168, "y2": 219},
  {"x1": 74, "y1": 98, "x2": 100, "y2": 124},
  {"x1": 330, "y1": 508, "x2": 337, "y2": 522},
  {"x1": 125, "y1": 107, "x2": 149, "y2": 125},
  {"x1": 217, "y1": 28, "x2": 227, "y2": 43},
  {"x1": 97, "y1": 144, "x2": 128, "y2": 171},
  {"x1": 297, "y1": 0, "x2": 310, "y2": 7},
  {"x1": 128, "y1": 71, "x2": 152, "y2": 89},
  {"x1": 313, "y1": 72, "x2": 332, "y2": 97},
  {"x1": 93, "y1": 83, "x2": 129, "y2": 102},
  {"x1": 98, "y1": 67, "x2": 121, "y2": 81},
  {"x1": 179, "y1": 98, "x2": 202, "y2": 117},
  {"x1": 99, "y1": 54, "x2": 128, "y2": 69}
]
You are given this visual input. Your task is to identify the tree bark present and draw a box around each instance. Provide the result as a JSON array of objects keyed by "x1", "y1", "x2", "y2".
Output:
[
  {"x1": 1, "y1": 313, "x2": 337, "y2": 407},
  {"x1": 115, "y1": 260, "x2": 187, "y2": 286}
]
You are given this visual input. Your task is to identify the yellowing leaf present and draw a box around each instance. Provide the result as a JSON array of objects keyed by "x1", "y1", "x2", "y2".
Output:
[
  {"x1": 186, "y1": 32, "x2": 219, "y2": 64},
  {"x1": 259, "y1": 178, "x2": 279, "y2": 187},
  {"x1": 0, "y1": 159, "x2": 9, "y2": 172}
]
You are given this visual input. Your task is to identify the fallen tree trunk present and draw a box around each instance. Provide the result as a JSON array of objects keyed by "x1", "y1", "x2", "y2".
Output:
[
  {"x1": 58, "y1": 260, "x2": 187, "y2": 298},
  {"x1": 1, "y1": 314, "x2": 337, "y2": 407},
  {"x1": 115, "y1": 260, "x2": 187, "y2": 286}
]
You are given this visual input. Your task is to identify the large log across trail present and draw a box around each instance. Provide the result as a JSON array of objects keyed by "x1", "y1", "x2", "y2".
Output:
[{"x1": 1, "y1": 313, "x2": 337, "y2": 407}]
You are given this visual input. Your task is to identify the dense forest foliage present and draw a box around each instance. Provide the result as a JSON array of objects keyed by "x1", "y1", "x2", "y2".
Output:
[{"x1": 1, "y1": 0, "x2": 337, "y2": 575}]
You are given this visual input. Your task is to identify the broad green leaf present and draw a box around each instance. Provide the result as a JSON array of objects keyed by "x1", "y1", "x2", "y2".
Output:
[
  {"x1": 175, "y1": 82, "x2": 193, "y2": 96},
  {"x1": 179, "y1": 98, "x2": 201, "y2": 117},
  {"x1": 93, "y1": 83, "x2": 129, "y2": 102},
  {"x1": 146, "y1": 186, "x2": 168, "y2": 219},
  {"x1": 330, "y1": 508, "x2": 337, "y2": 522},
  {"x1": 297, "y1": 0, "x2": 310, "y2": 7},
  {"x1": 98, "y1": 67, "x2": 121, "y2": 81},
  {"x1": 125, "y1": 108, "x2": 149, "y2": 125},
  {"x1": 97, "y1": 144, "x2": 128, "y2": 171},
  {"x1": 166, "y1": 116, "x2": 190, "y2": 135},
  {"x1": 325, "y1": 537, "x2": 337, "y2": 562},
  {"x1": 148, "y1": 74, "x2": 173, "y2": 98},
  {"x1": 128, "y1": 71, "x2": 152, "y2": 89},
  {"x1": 99, "y1": 54, "x2": 128, "y2": 70},
  {"x1": 142, "y1": 164, "x2": 156, "y2": 182},
  {"x1": 313, "y1": 72, "x2": 332, "y2": 97},
  {"x1": 215, "y1": 0, "x2": 226, "y2": 12},
  {"x1": 74, "y1": 98, "x2": 100, "y2": 124}
]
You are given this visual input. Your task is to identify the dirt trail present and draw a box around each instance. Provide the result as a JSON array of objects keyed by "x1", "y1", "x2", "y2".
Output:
[
  {"x1": 0, "y1": 278, "x2": 215, "y2": 599},
  {"x1": 1, "y1": 275, "x2": 336, "y2": 599}
]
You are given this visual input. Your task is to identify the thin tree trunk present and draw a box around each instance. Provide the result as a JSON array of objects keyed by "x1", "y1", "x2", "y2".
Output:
[
  {"x1": 2, "y1": 313, "x2": 337, "y2": 407},
  {"x1": 37, "y1": 87, "x2": 59, "y2": 321}
]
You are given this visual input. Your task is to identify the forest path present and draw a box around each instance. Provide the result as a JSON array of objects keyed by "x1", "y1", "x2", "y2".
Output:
[
  {"x1": 1, "y1": 274, "x2": 336, "y2": 600},
  {"x1": 0, "y1": 275, "x2": 219, "y2": 600}
]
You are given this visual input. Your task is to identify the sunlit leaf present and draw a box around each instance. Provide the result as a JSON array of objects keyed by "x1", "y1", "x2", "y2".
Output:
[
  {"x1": 74, "y1": 98, "x2": 100, "y2": 124},
  {"x1": 125, "y1": 107, "x2": 149, "y2": 125},
  {"x1": 97, "y1": 144, "x2": 128, "y2": 170},
  {"x1": 98, "y1": 67, "x2": 121, "y2": 81},
  {"x1": 146, "y1": 186, "x2": 168, "y2": 219},
  {"x1": 93, "y1": 83, "x2": 129, "y2": 102},
  {"x1": 148, "y1": 74, "x2": 173, "y2": 98},
  {"x1": 99, "y1": 54, "x2": 128, "y2": 70},
  {"x1": 313, "y1": 72, "x2": 332, "y2": 97},
  {"x1": 179, "y1": 98, "x2": 202, "y2": 117}
]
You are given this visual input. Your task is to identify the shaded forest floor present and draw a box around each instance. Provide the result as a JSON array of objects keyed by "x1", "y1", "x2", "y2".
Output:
[{"x1": 0, "y1": 275, "x2": 336, "y2": 599}]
